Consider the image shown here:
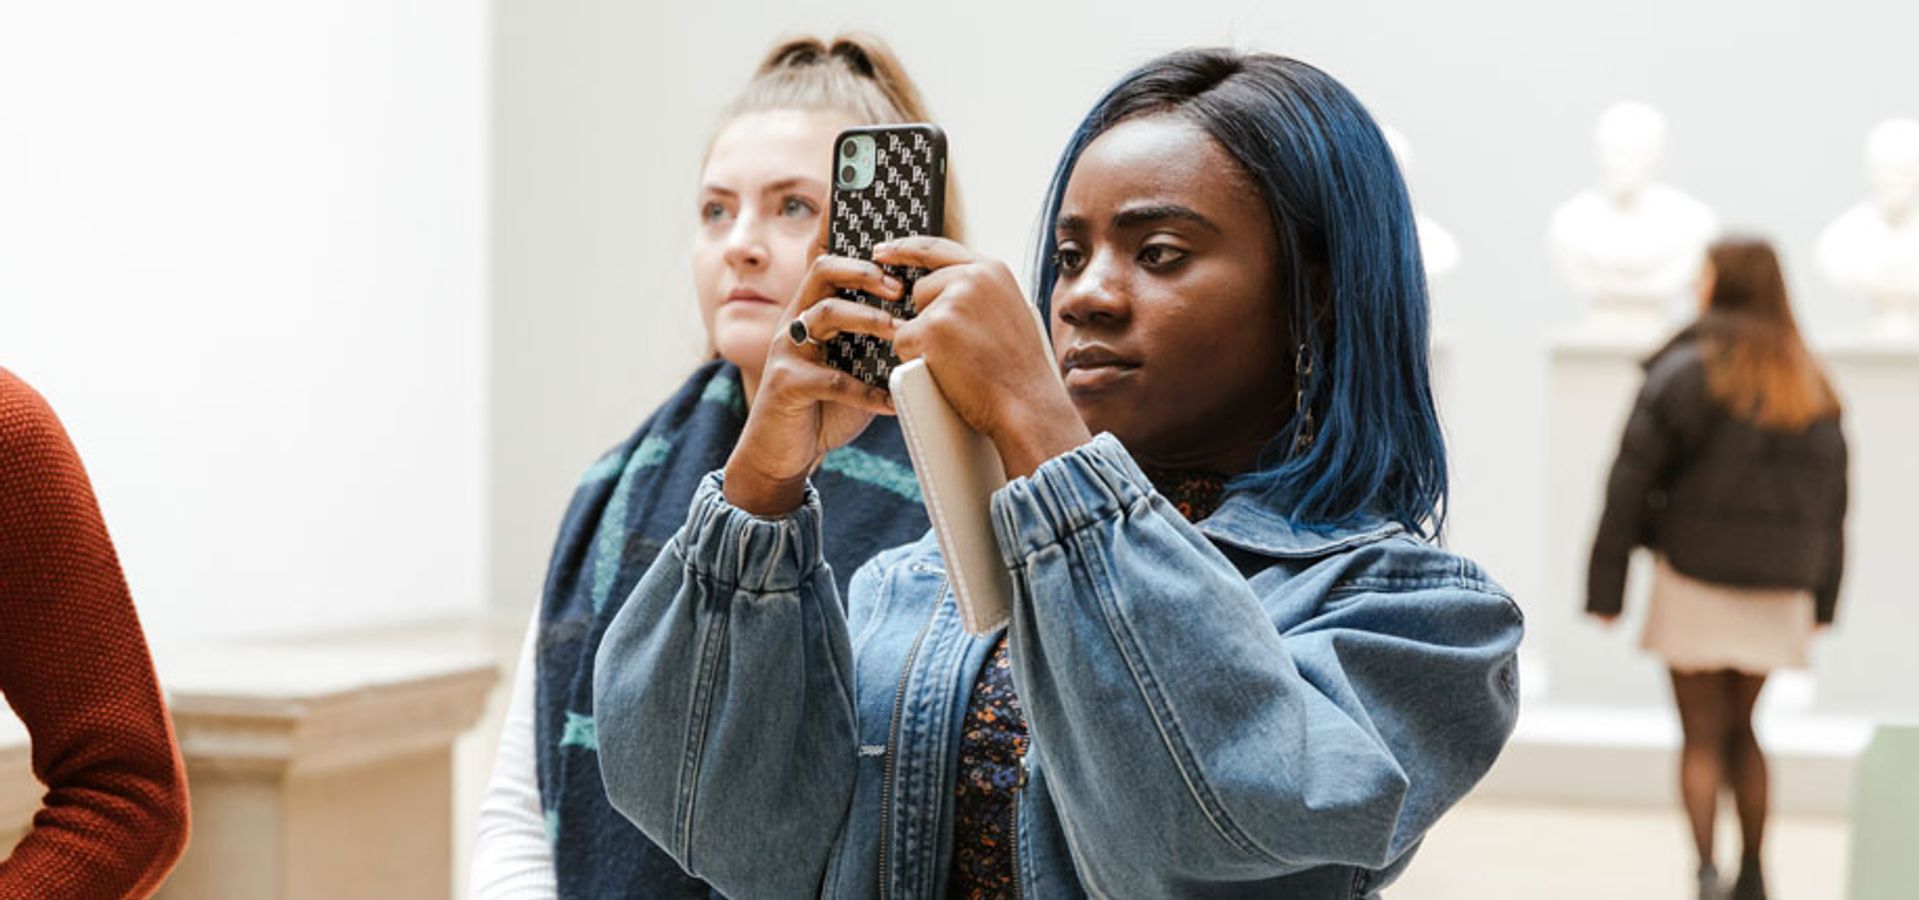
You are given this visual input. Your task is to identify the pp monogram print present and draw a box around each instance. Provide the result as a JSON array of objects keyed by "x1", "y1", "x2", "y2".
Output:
[{"x1": 826, "y1": 129, "x2": 940, "y2": 389}]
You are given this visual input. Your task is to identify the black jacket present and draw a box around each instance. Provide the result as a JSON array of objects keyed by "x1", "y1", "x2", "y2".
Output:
[{"x1": 1586, "y1": 333, "x2": 1849, "y2": 624}]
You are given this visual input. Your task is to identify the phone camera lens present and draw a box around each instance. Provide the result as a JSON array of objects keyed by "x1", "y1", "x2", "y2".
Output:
[
  {"x1": 839, "y1": 164, "x2": 857, "y2": 184},
  {"x1": 840, "y1": 139, "x2": 857, "y2": 158}
]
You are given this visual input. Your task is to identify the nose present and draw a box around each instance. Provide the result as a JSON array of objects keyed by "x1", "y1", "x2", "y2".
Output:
[
  {"x1": 722, "y1": 212, "x2": 769, "y2": 272},
  {"x1": 1052, "y1": 252, "x2": 1129, "y2": 329}
]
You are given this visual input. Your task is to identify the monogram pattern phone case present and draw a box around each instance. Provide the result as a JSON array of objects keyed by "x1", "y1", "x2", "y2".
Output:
[{"x1": 824, "y1": 125, "x2": 947, "y2": 389}]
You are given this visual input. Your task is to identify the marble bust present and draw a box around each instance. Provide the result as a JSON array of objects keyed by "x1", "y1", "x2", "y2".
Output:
[
  {"x1": 1548, "y1": 101, "x2": 1718, "y2": 334},
  {"x1": 1383, "y1": 125, "x2": 1460, "y2": 282},
  {"x1": 1817, "y1": 117, "x2": 1919, "y2": 337}
]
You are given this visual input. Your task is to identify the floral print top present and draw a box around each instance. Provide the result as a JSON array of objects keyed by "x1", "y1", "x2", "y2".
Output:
[{"x1": 945, "y1": 468, "x2": 1226, "y2": 898}]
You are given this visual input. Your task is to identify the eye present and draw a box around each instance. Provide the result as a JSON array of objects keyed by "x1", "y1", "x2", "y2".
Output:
[
  {"x1": 779, "y1": 195, "x2": 818, "y2": 218},
  {"x1": 700, "y1": 201, "x2": 732, "y2": 225},
  {"x1": 1053, "y1": 242, "x2": 1086, "y2": 275},
  {"x1": 1138, "y1": 243, "x2": 1188, "y2": 270}
]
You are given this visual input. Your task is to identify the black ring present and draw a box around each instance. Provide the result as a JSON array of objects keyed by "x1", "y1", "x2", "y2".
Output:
[{"x1": 787, "y1": 318, "x2": 814, "y2": 347}]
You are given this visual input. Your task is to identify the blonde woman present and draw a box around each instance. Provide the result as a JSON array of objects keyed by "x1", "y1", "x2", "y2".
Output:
[{"x1": 470, "y1": 35, "x2": 959, "y2": 899}]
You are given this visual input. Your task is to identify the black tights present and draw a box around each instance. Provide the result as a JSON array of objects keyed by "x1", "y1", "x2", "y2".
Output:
[{"x1": 1670, "y1": 668, "x2": 1769, "y2": 869}]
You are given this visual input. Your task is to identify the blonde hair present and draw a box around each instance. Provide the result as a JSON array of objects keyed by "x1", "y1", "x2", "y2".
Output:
[{"x1": 716, "y1": 34, "x2": 964, "y2": 240}]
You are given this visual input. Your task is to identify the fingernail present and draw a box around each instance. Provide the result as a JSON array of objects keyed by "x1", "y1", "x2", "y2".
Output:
[{"x1": 883, "y1": 275, "x2": 904, "y2": 294}]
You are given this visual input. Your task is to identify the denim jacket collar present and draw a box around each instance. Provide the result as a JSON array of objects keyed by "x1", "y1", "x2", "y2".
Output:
[{"x1": 1197, "y1": 491, "x2": 1404, "y2": 559}]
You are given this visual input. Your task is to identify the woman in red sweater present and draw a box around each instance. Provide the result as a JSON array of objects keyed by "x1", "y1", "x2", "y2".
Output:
[{"x1": 0, "y1": 368, "x2": 190, "y2": 898}]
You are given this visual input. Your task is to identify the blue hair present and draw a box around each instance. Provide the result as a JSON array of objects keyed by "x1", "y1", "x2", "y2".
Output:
[{"x1": 1032, "y1": 49, "x2": 1447, "y2": 538}]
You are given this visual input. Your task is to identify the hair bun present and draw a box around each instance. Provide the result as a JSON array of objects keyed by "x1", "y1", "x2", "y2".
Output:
[
  {"x1": 828, "y1": 40, "x2": 876, "y2": 77},
  {"x1": 764, "y1": 38, "x2": 827, "y2": 73}
]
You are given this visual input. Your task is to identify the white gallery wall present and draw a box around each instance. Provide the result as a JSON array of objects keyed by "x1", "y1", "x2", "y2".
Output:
[
  {"x1": 1, "y1": 1, "x2": 1909, "y2": 701},
  {"x1": 0, "y1": 2, "x2": 489, "y2": 644},
  {"x1": 490, "y1": 0, "x2": 1919, "y2": 716}
]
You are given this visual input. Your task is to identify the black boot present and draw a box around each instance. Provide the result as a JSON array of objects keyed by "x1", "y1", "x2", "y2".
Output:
[{"x1": 1730, "y1": 857, "x2": 1767, "y2": 900}]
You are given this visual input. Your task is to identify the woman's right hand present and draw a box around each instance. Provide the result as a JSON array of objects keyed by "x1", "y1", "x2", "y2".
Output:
[{"x1": 722, "y1": 256, "x2": 904, "y2": 516}]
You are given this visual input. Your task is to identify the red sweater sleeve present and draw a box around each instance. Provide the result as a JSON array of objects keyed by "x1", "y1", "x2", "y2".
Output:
[{"x1": 0, "y1": 369, "x2": 190, "y2": 899}]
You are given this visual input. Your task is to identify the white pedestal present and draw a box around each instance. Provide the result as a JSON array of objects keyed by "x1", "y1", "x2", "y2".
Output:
[
  {"x1": 1477, "y1": 704, "x2": 1869, "y2": 816},
  {"x1": 1542, "y1": 330, "x2": 1667, "y2": 708},
  {"x1": 0, "y1": 630, "x2": 497, "y2": 897},
  {"x1": 1815, "y1": 337, "x2": 1919, "y2": 719},
  {"x1": 155, "y1": 642, "x2": 496, "y2": 900}
]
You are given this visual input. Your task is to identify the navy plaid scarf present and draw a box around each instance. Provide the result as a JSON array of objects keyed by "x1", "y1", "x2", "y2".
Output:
[{"x1": 534, "y1": 360, "x2": 928, "y2": 898}]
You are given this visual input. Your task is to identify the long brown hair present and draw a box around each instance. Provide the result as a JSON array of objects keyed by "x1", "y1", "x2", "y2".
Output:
[
  {"x1": 715, "y1": 34, "x2": 964, "y2": 240},
  {"x1": 1695, "y1": 237, "x2": 1839, "y2": 430}
]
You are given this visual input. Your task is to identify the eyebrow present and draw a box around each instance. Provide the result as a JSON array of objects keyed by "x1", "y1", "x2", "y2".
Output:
[
  {"x1": 760, "y1": 176, "x2": 826, "y2": 196},
  {"x1": 1056, "y1": 203, "x2": 1220, "y2": 234},
  {"x1": 699, "y1": 176, "x2": 828, "y2": 199}
]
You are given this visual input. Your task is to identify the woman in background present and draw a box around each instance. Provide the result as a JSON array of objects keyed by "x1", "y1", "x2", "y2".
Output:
[
  {"x1": 1588, "y1": 237, "x2": 1848, "y2": 900},
  {"x1": 0, "y1": 368, "x2": 191, "y2": 899},
  {"x1": 470, "y1": 34, "x2": 955, "y2": 898}
]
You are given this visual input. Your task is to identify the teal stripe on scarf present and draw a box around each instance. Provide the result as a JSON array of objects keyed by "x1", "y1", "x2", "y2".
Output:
[
  {"x1": 700, "y1": 375, "x2": 745, "y2": 415},
  {"x1": 559, "y1": 711, "x2": 598, "y2": 752},
  {"x1": 821, "y1": 444, "x2": 922, "y2": 503},
  {"x1": 634, "y1": 435, "x2": 673, "y2": 467},
  {"x1": 588, "y1": 437, "x2": 672, "y2": 613}
]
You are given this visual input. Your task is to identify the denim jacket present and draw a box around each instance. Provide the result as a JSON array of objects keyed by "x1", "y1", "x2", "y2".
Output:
[{"x1": 595, "y1": 434, "x2": 1523, "y2": 899}]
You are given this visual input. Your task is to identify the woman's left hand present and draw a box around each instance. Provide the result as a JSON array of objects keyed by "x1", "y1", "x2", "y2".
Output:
[{"x1": 875, "y1": 237, "x2": 1091, "y2": 478}]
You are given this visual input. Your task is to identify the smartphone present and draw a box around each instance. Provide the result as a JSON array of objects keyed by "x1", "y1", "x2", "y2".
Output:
[{"x1": 823, "y1": 124, "x2": 948, "y2": 389}]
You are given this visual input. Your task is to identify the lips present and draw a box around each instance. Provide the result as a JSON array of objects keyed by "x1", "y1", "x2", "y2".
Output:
[
  {"x1": 725, "y1": 287, "x2": 777, "y2": 305},
  {"x1": 1061, "y1": 344, "x2": 1139, "y2": 393}
]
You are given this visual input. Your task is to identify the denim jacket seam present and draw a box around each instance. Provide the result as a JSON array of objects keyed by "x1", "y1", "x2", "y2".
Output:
[
  {"x1": 898, "y1": 615, "x2": 959, "y2": 897},
  {"x1": 674, "y1": 585, "x2": 733, "y2": 870},
  {"x1": 1062, "y1": 517, "x2": 1289, "y2": 867},
  {"x1": 850, "y1": 555, "x2": 907, "y2": 658},
  {"x1": 814, "y1": 575, "x2": 862, "y2": 774},
  {"x1": 920, "y1": 623, "x2": 974, "y2": 895},
  {"x1": 1327, "y1": 575, "x2": 1505, "y2": 597},
  {"x1": 1323, "y1": 554, "x2": 1515, "y2": 605}
]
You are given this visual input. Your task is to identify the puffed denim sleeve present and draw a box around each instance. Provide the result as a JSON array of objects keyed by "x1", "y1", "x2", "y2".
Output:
[
  {"x1": 991, "y1": 435, "x2": 1523, "y2": 896},
  {"x1": 593, "y1": 472, "x2": 862, "y2": 900}
]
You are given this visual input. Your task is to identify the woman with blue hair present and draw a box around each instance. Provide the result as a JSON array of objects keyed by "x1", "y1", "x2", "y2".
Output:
[{"x1": 594, "y1": 48, "x2": 1523, "y2": 898}]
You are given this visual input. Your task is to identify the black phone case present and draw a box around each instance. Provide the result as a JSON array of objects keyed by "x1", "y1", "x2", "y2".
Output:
[{"x1": 824, "y1": 124, "x2": 947, "y2": 389}]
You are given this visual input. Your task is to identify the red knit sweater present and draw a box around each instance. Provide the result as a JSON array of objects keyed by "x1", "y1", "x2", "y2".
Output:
[{"x1": 0, "y1": 369, "x2": 189, "y2": 898}]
